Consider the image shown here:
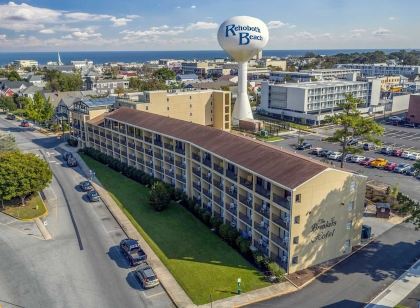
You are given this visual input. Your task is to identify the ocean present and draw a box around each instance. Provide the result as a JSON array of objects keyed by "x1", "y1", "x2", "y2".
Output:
[{"x1": 0, "y1": 49, "x2": 404, "y2": 66}]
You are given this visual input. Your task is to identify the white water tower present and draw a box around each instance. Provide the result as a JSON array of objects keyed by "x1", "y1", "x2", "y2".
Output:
[{"x1": 218, "y1": 16, "x2": 269, "y2": 125}]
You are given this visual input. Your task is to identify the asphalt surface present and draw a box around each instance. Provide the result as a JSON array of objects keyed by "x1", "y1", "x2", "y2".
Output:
[
  {"x1": 247, "y1": 222, "x2": 420, "y2": 308},
  {"x1": 273, "y1": 128, "x2": 420, "y2": 201},
  {"x1": 0, "y1": 117, "x2": 173, "y2": 308}
]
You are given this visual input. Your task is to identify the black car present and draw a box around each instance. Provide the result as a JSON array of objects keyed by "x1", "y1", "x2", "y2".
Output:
[
  {"x1": 63, "y1": 151, "x2": 73, "y2": 161},
  {"x1": 87, "y1": 190, "x2": 100, "y2": 202},
  {"x1": 120, "y1": 238, "x2": 147, "y2": 266},
  {"x1": 296, "y1": 142, "x2": 312, "y2": 150},
  {"x1": 67, "y1": 157, "x2": 78, "y2": 167},
  {"x1": 79, "y1": 181, "x2": 93, "y2": 192},
  {"x1": 6, "y1": 113, "x2": 16, "y2": 120},
  {"x1": 405, "y1": 167, "x2": 418, "y2": 176}
]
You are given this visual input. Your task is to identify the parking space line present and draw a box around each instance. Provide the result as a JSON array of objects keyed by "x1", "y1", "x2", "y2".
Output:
[{"x1": 143, "y1": 291, "x2": 165, "y2": 299}]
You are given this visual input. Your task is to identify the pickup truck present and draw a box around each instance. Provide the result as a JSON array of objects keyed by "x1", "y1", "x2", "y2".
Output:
[{"x1": 120, "y1": 238, "x2": 147, "y2": 266}]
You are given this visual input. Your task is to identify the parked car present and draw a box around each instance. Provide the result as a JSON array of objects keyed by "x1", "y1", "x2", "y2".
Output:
[
  {"x1": 392, "y1": 148, "x2": 403, "y2": 157},
  {"x1": 404, "y1": 167, "x2": 419, "y2": 176},
  {"x1": 370, "y1": 158, "x2": 388, "y2": 168},
  {"x1": 347, "y1": 138, "x2": 359, "y2": 146},
  {"x1": 384, "y1": 162, "x2": 398, "y2": 171},
  {"x1": 359, "y1": 157, "x2": 374, "y2": 166},
  {"x1": 389, "y1": 116, "x2": 403, "y2": 122},
  {"x1": 328, "y1": 152, "x2": 342, "y2": 160},
  {"x1": 393, "y1": 163, "x2": 411, "y2": 174},
  {"x1": 63, "y1": 151, "x2": 73, "y2": 161},
  {"x1": 320, "y1": 149, "x2": 333, "y2": 157},
  {"x1": 296, "y1": 142, "x2": 312, "y2": 150},
  {"x1": 344, "y1": 154, "x2": 353, "y2": 162},
  {"x1": 363, "y1": 143, "x2": 376, "y2": 151},
  {"x1": 87, "y1": 190, "x2": 100, "y2": 202},
  {"x1": 6, "y1": 113, "x2": 16, "y2": 120},
  {"x1": 134, "y1": 262, "x2": 160, "y2": 289},
  {"x1": 120, "y1": 238, "x2": 147, "y2": 266},
  {"x1": 408, "y1": 152, "x2": 420, "y2": 161},
  {"x1": 380, "y1": 146, "x2": 393, "y2": 155},
  {"x1": 20, "y1": 120, "x2": 30, "y2": 127},
  {"x1": 310, "y1": 147, "x2": 323, "y2": 155},
  {"x1": 79, "y1": 181, "x2": 93, "y2": 192},
  {"x1": 401, "y1": 151, "x2": 413, "y2": 159},
  {"x1": 351, "y1": 155, "x2": 366, "y2": 163},
  {"x1": 67, "y1": 157, "x2": 78, "y2": 167}
]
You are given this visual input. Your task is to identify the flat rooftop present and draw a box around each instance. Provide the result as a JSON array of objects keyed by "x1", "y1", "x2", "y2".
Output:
[
  {"x1": 270, "y1": 80, "x2": 366, "y2": 89},
  {"x1": 89, "y1": 107, "x2": 329, "y2": 189}
]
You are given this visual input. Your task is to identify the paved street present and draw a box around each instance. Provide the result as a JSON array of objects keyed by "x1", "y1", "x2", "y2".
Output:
[
  {"x1": 0, "y1": 117, "x2": 173, "y2": 308},
  {"x1": 248, "y1": 222, "x2": 420, "y2": 308},
  {"x1": 272, "y1": 127, "x2": 420, "y2": 201}
]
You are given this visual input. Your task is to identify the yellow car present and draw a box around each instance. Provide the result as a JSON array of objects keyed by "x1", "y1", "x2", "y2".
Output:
[{"x1": 369, "y1": 158, "x2": 388, "y2": 168}]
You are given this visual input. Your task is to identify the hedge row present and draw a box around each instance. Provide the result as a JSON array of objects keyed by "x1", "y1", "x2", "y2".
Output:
[{"x1": 81, "y1": 147, "x2": 285, "y2": 279}]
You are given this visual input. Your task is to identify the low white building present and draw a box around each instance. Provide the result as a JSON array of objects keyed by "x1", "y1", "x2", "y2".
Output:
[
  {"x1": 12, "y1": 59, "x2": 38, "y2": 68},
  {"x1": 337, "y1": 63, "x2": 420, "y2": 78},
  {"x1": 270, "y1": 68, "x2": 360, "y2": 83},
  {"x1": 259, "y1": 80, "x2": 378, "y2": 125}
]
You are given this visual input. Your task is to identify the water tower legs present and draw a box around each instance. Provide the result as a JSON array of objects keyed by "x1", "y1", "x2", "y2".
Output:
[{"x1": 232, "y1": 61, "x2": 254, "y2": 126}]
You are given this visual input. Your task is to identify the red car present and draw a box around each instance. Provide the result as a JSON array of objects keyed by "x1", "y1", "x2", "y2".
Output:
[
  {"x1": 392, "y1": 148, "x2": 403, "y2": 157},
  {"x1": 359, "y1": 157, "x2": 374, "y2": 166},
  {"x1": 384, "y1": 162, "x2": 398, "y2": 171},
  {"x1": 20, "y1": 120, "x2": 30, "y2": 127}
]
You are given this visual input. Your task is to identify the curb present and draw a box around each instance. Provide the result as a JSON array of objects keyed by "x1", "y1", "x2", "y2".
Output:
[{"x1": 0, "y1": 192, "x2": 48, "y2": 222}]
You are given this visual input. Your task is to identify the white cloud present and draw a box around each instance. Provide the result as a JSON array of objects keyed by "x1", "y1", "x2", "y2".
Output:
[
  {"x1": 267, "y1": 21, "x2": 286, "y2": 29},
  {"x1": 121, "y1": 26, "x2": 184, "y2": 41},
  {"x1": 65, "y1": 12, "x2": 111, "y2": 21},
  {"x1": 0, "y1": 34, "x2": 6, "y2": 40},
  {"x1": 186, "y1": 21, "x2": 218, "y2": 31},
  {"x1": 72, "y1": 30, "x2": 102, "y2": 40},
  {"x1": 110, "y1": 17, "x2": 132, "y2": 27},
  {"x1": 126, "y1": 14, "x2": 140, "y2": 19},
  {"x1": 372, "y1": 27, "x2": 391, "y2": 37},
  {"x1": 388, "y1": 16, "x2": 396, "y2": 21},
  {"x1": 191, "y1": 5, "x2": 196, "y2": 9},
  {"x1": 294, "y1": 31, "x2": 316, "y2": 40},
  {"x1": 350, "y1": 28, "x2": 366, "y2": 38},
  {"x1": 39, "y1": 29, "x2": 55, "y2": 34}
]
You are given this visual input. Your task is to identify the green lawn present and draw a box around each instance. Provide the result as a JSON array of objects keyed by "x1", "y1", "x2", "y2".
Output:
[
  {"x1": 1, "y1": 193, "x2": 47, "y2": 220},
  {"x1": 81, "y1": 154, "x2": 269, "y2": 304},
  {"x1": 256, "y1": 135, "x2": 284, "y2": 142}
]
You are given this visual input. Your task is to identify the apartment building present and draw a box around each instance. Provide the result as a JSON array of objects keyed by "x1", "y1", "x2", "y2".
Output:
[
  {"x1": 259, "y1": 80, "x2": 371, "y2": 125},
  {"x1": 181, "y1": 61, "x2": 209, "y2": 76},
  {"x1": 115, "y1": 89, "x2": 231, "y2": 131},
  {"x1": 407, "y1": 94, "x2": 420, "y2": 125},
  {"x1": 75, "y1": 107, "x2": 366, "y2": 274},
  {"x1": 85, "y1": 78, "x2": 129, "y2": 94},
  {"x1": 337, "y1": 63, "x2": 420, "y2": 78},
  {"x1": 269, "y1": 68, "x2": 360, "y2": 83},
  {"x1": 12, "y1": 59, "x2": 38, "y2": 68}
]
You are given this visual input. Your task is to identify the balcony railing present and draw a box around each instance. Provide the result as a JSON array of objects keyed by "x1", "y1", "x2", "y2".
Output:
[
  {"x1": 202, "y1": 158, "x2": 211, "y2": 168},
  {"x1": 164, "y1": 156, "x2": 174, "y2": 164},
  {"x1": 213, "y1": 179, "x2": 224, "y2": 191},
  {"x1": 165, "y1": 169, "x2": 174, "y2": 178},
  {"x1": 193, "y1": 182, "x2": 201, "y2": 191},
  {"x1": 203, "y1": 173, "x2": 212, "y2": 184},
  {"x1": 192, "y1": 167, "x2": 201, "y2": 177},
  {"x1": 225, "y1": 186, "x2": 237, "y2": 198},
  {"x1": 137, "y1": 146, "x2": 144, "y2": 153},
  {"x1": 113, "y1": 137, "x2": 119, "y2": 142},
  {"x1": 272, "y1": 234, "x2": 289, "y2": 251},
  {"x1": 239, "y1": 194, "x2": 252, "y2": 208},
  {"x1": 275, "y1": 257, "x2": 288, "y2": 271},
  {"x1": 273, "y1": 194, "x2": 291, "y2": 210},
  {"x1": 226, "y1": 204, "x2": 237, "y2": 216},
  {"x1": 100, "y1": 132, "x2": 105, "y2": 137},
  {"x1": 253, "y1": 240, "x2": 269, "y2": 256},
  {"x1": 175, "y1": 161, "x2": 186, "y2": 169},
  {"x1": 192, "y1": 153, "x2": 200, "y2": 162},
  {"x1": 138, "y1": 159, "x2": 144, "y2": 165},
  {"x1": 164, "y1": 143, "x2": 174, "y2": 151},
  {"x1": 239, "y1": 177, "x2": 253, "y2": 190},
  {"x1": 128, "y1": 142, "x2": 135, "y2": 149},
  {"x1": 255, "y1": 204, "x2": 270, "y2": 219},
  {"x1": 176, "y1": 174, "x2": 186, "y2": 183},
  {"x1": 272, "y1": 214, "x2": 289, "y2": 230},
  {"x1": 255, "y1": 185, "x2": 271, "y2": 199},
  {"x1": 146, "y1": 161, "x2": 153, "y2": 168},
  {"x1": 175, "y1": 147, "x2": 185, "y2": 155},
  {"x1": 226, "y1": 169, "x2": 237, "y2": 182},
  {"x1": 107, "y1": 145, "x2": 112, "y2": 150},
  {"x1": 254, "y1": 224, "x2": 269, "y2": 238},
  {"x1": 155, "y1": 166, "x2": 164, "y2": 173},
  {"x1": 203, "y1": 188, "x2": 212, "y2": 199},
  {"x1": 239, "y1": 212, "x2": 252, "y2": 226},
  {"x1": 154, "y1": 140, "x2": 162, "y2": 147},
  {"x1": 145, "y1": 149, "x2": 153, "y2": 156},
  {"x1": 213, "y1": 195, "x2": 224, "y2": 207},
  {"x1": 144, "y1": 136, "x2": 152, "y2": 143},
  {"x1": 127, "y1": 130, "x2": 134, "y2": 137},
  {"x1": 213, "y1": 163, "x2": 224, "y2": 174},
  {"x1": 154, "y1": 152, "x2": 163, "y2": 160},
  {"x1": 129, "y1": 154, "x2": 136, "y2": 161},
  {"x1": 106, "y1": 134, "x2": 112, "y2": 140}
]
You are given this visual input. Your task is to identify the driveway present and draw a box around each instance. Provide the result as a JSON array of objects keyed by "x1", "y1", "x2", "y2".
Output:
[{"x1": 247, "y1": 223, "x2": 420, "y2": 308}]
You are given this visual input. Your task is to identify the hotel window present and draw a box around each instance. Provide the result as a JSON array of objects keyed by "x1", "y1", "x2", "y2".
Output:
[
  {"x1": 346, "y1": 220, "x2": 352, "y2": 230},
  {"x1": 190, "y1": 113, "x2": 192, "y2": 116},
  {"x1": 292, "y1": 256, "x2": 299, "y2": 264},
  {"x1": 146, "y1": 106, "x2": 148, "y2": 111},
  {"x1": 294, "y1": 216, "x2": 300, "y2": 224},
  {"x1": 167, "y1": 107, "x2": 170, "y2": 111},
  {"x1": 293, "y1": 236, "x2": 299, "y2": 244},
  {"x1": 295, "y1": 194, "x2": 301, "y2": 203},
  {"x1": 167, "y1": 98, "x2": 169, "y2": 102}
]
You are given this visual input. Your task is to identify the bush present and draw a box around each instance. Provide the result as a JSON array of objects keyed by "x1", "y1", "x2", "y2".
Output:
[
  {"x1": 236, "y1": 236, "x2": 252, "y2": 255},
  {"x1": 218, "y1": 223, "x2": 231, "y2": 241},
  {"x1": 149, "y1": 181, "x2": 171, "y2": 211},
  {"x1": 67, "y1": 137, "x2": 78, "y2": 147},
  {"x1": 201, "y1": 211, "x2": 211, "y2": 226},
  {"x1": 210, "y1": 216, "x2": 223, "y2": 229},
  {"x1": 253, "y1": 251, "x2": 269, "y2": 270},
  {"x1": 268, "y1": 261, "x2": 285, "y2": 279}
]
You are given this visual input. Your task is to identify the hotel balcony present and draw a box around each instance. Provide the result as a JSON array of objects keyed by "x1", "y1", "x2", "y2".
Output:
[
  {"x1": 273, "y1": 194, "x2": 291, "y2": 210},
  {"x1": 272, "y1": 234, "x2": 289, "y2": 251},
  {"x1": 137, "y1": 146, "x2": 144, "y2": 153},
  {"x1": 154, "y1": 152, "x2": 163, "y2": 160},
  {"x1": 99, "y1": 131, "x2": 105, "y2": 137},
  {"x1": 164, "y1": 155, "x2": 174, "y2": 164},
  {"x1": 213, "y1": 163, "x2": 224, "y2": 175},
  {"x1": 192, "y1": 167, "x2": 201, "y2": 177},
  {"x1": 202, "y1": 157, "x2": 212, "y2": 168},
  {"x1": 128, "y1": 154, "x2": 136, "y2": 161},
  {"x1": 202, "y1": 172, "x2": 212, "y2": 184},
  {"x1": 254, "y1": 223, "x2": 269, "y2": 238},
  {"x1": 192, "y1": 153, "x2": 201, "y2": 162},
  {"x1": 225, "y1": 186, "x2": 237, "y2": 199},
  {"x1": 112, "y1": 136, "x2": 119, "y2": 142},
  {"x1": 226, "y1": 203, "x2": 237, "y2": 216},
  {"x1": 155, "y1": 166, "x2": 164, "y2": 173},
  {"x1": 165, "y1": 169, "x2": 174, "y2": 178},
  {"x1": 275, "y1": 256, "x2": 288, "y2": 271},
  {"x1": 107, "y1": 144, "x2": 112, "y2": 150},
  {"x1": 239, "y1": 177, "x2": 253, "y2": 190},
  {"x1": 203, "y1": 188, "x2": 212, "y2": 199},
  {"x1": 193, "y1": 196, "x2": 201, "y2": 206},
  {"x1": 226, "y1": 169, "x2": 237, "y2": 182},
  {"x1": 106, "y1": 133, "x2": 112, "y2": 140},
  {"x1": 255, "y1": 203, "x2": 270, "y2": 219},
  {"x1": 255, "y1": 185, "x2": 271, "y2": 199},
  {"x1": 253, "y1": 240, "x2": 269, "y2": 256},
  {"x1": 145, "y1": 148, "x2": 153, "y2": 156},
  {"x1": 176, "y1": 174, "x2": 186, "y2": 183},
  {"x1": 214, "y1": 195, "x2": 224, "y2": 207},
  {"x1": 146, "y1": 161, "x2": 153, "y2": 168},
  {"x1": 193, "y1": 182, "x2": 201, "y2": 192},
  {"x1": 238, "y1": 212, "x2": 252, "y2": 226},
  {"x1": 239, "y1": 194, "x2": 252, "y2": 208},
  {"x1": 175, "y1": 160, "x2": 186, "y2": 169},
  {"x1": 213, "y1": 179, "x2": 224, "y2": 191},
  {"x1": 128, "y1": 142, "x2": 135, "y2": 149},
  {"x1": 164, "y1": 143, "x2": 174, "y2": 151},
  {"x1": 175, "y1": 147, "x2": 185, "y2": 155},
  {"x1": 144, "y1": 136, "x2": 152, "y2": 144},
  {"x1": 154, "y1": 139, "x2": 162, "y2": 147},
  {"x1": 272, "y1": 214, "x2": 289, "y2": 230}
]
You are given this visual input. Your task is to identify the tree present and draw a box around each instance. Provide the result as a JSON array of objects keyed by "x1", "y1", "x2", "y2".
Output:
[
  {"x1": 115, "y1": 86, "x2": 125, "y2": 97},
  {"x1": 0, "y1": 96, "x2": 17, "y2": 112},
  {"x1": 7, "y1": 70, "x2": 21, "y2": 81},
  {"x1": 25, "y1": 92, "x2": 54, "y2": 124},
  {"x1": 0, "y1": 133, "x2": 16, "y2": 152},
  {"x1": 152, "y1": 68, "x2": 176, "y2": 81},
  {"x1": 149, "y1": 182, "x2": 171, "y2": 211},
  {"x1": 325, "y1": 94, "x2": 384, "y2": 168},
  {"x1": 44, "y1": 70, "x2": 83, "y2": 91},
  {"x1": 0, "y1": 151, "x2": 52, "y2": 205},
  {"x1": 129, "y1": 77, "x2": 141, "y2": 90}
]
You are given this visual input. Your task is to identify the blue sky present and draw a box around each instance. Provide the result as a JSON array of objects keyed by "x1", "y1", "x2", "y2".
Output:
[{"x1": 0, "y1": 0, "x2": 418, "y2": 51}]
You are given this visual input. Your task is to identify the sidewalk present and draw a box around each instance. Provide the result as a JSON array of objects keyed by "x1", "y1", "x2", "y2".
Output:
[
  {"x1": 365, "y1": 259, "x2": 420, "y2": 308},
  {"x1": 61, "y1": 145, "x2": 299, "y2": 307}
]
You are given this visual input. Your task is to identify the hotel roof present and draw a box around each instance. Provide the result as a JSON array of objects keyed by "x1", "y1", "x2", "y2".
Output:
[{"x1": 90, "y1": 108, "x2": 328, "y2": 189}]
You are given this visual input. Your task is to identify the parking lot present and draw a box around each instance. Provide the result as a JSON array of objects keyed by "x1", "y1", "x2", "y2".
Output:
[{"x1": 273, "y1": 128, "x2": 420, "y2": 201}]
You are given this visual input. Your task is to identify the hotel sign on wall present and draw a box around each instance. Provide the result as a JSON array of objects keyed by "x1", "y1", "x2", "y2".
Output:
[{"x1": 310, "y1": 217, "x2": 337, "y2": 243}]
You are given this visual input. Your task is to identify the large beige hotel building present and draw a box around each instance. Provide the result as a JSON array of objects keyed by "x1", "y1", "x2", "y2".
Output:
[{"x1": 70, "y1": 90, "x2": 366, "y2": 274}]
